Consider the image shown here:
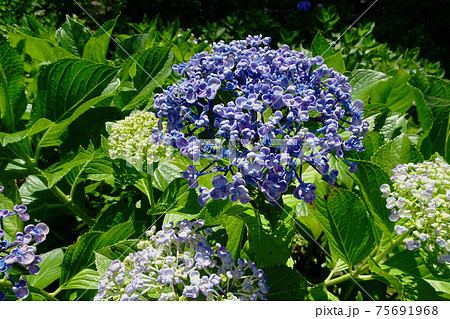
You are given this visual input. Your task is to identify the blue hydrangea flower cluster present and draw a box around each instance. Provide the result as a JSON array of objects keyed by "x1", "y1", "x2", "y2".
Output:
[
  {"x1": 94, "y1": 219, "x2": 268, "y2": 301},
  {"x1": 152, "y1": 35, "x2": 368, "y2": 206},
  {"x1": 0, "y1": 186, "x2": 49, "y2": 300},
  {"x1": 380, "y1": 158, "x2": 450, "y2": 264}
]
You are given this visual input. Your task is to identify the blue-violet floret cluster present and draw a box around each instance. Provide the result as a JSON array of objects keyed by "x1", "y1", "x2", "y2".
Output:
[
  {"x1": 94, "y1": 219, "x2": 268, "y2": 301},
  {"x1": 0, "y1": 186, "x2": 49, "y2": 300},
  {"x1": 152, "y1": 35, "x2": 368, "y2": 206},
  {"x1": 380, "y1": 158, "x2": 450, "y2": 264}
]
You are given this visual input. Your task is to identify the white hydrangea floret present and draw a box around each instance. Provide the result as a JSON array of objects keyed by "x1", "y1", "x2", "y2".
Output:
[{"x1": 380, "y1": 158, "x2": 450, "y2": 264}]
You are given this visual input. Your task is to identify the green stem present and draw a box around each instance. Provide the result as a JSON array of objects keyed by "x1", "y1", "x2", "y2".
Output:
[
  {"x1": 324, "y1": 231, "x2": 410, "y2": 287},
  {"x1": 140, "y1": 171, "x2": 155, "y2": 207},
  {"x1": 11, "y1": 144, "x2": 94, "y2": 226},
  {"x1": 49, "y1": 184, "x2": 94, "y2": 226},
  {"x1": 50, "y1": 286, "x2": 62, "y2": 298}
]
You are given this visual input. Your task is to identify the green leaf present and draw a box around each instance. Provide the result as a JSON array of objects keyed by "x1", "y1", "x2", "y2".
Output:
[
  {"x1": 414, "y1": 76, "x2": 450, "y2": 162},
  {"x1": 369, "y1": 260, "x2": 440, "y2": 301},
  {"x1": 371, "y1": 133, "x2": 423, "y2": 175},
  {"x1": 384, "y1": 249, "x2": 450, "y2": 280},
  {"x1": 83, "y1": 17, "x2": 118, "y2": 63},
  {"x1": 370, "y1": 70, "x2": 414, "y2": 113},
  {"x1": 310, "y1": 186, "x2": 373, "y2": 267},
  {"x1": 26, "y1": 248, "x2": 64, "y2": 289},
  {"x1": 95, "y1": 239, "x2": 138, "y2": 276},
  {"x1": 43, "y1": 150, "x2": 95, "y2": 188},
  {"x1": 118, "y1": 47, "x2": 174, "y2": 110},
  {"x1": 308, "y1": 286, "x2": 340, "y2": 301},
  {"x1": 155, "y1": 178, "x2": 202, "y2": 215},
  {"x1": 31, "y1": 59, "x2": 117, "y2": 123},
  {"x1": 37, "y1": 95, "x2": 115, "y2": 148},
  {"x1": 60, "y1": 221, "x2": 135, "y2": 285},
  {"x1": 348, "y1": 160, "x2": 394, "y2": 236},
  {"x1": 62, "y1": 269, "x2": 100, "y2": 290},
  {"x1": 151, "y1": 160, "x2": 183, "y2": 191},
  {"x1": 225, "y1": 204, "x2": 295, "y2": 267},
  {"x1": 264, "y1": 265, "x2": 309, "y2": 300},
  {"x1": 115, "y1": 34, "x2": 148, "y2": 60},
  {"x1": 8, "y1": 31, "x2": 74, "y2": 64},
  {"x1": 19, "y1": 175, "x2": 62, "y2": 219},
  {"x1": 349, "y1": 69, "x2": 389, "y2": 103},
  {"x1": 0, "y1": 118, "x2": 54, "y2": 147},
  {"x1": 223, "y1": 215, "x2": 245, "y2": 261},
  {"x1": 55, "y1": 15, "x2": 92, "y2": 57},
  {"x1": 0, "y1": 34, "x2": 27, "y2": 130},
  {"x1": 311, "y1": 31, "x2": 334, "y2": 59},
  {"x1": 324, "y1": 50, "x2": 345, "y2": 73}
]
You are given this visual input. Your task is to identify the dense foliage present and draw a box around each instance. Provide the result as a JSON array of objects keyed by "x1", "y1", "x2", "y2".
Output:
[{"x1": 0, "y1": 2, "x2": 449, "y2": 301}]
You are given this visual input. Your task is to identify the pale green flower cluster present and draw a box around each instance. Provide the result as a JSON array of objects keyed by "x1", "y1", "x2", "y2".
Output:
[
  {"x1": 108, "y1": 110, "x2": 171, "y2": 163},
  {"x1": 380, "y1": 158, "x2": 450, "y2": 264}
]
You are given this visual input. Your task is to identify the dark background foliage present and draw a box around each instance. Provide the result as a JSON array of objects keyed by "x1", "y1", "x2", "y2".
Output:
[{"x1": 1, "y1": 0, "x2": 449, "y2": 73}]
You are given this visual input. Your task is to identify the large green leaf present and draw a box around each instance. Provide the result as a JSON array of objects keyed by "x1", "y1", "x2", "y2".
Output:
[
  {"x1": 55, "y1": 15, "x2": 92, "y2": 57},
  {"x1": 225, "y1": 204, "x2": 295, "y2": 267},
  {"x1": 8, "y1": 31, "x2": 74, "y2": 64},
  {"x1": 310, "y1": 186, "x2": 373, "y2": 267},
  {"x1": 223, "y1": 215, "x2": 245, "y2": 261},
  {"x1": 415, "y1": 76, "x2": 450, "y2": 162},
  {"x1": 369, "y1": 260, "x2": 440, "y2": 301},
  {"x1": 60, "y1": 221, "x2": 135, "y2": 285},
  {"x1": 19, "y1": 175, "x2": 63, "y2": 219},
  {"x1": 94, "y1": 239, "x2": 138, "y2": 276},
  {"x1": 117, "y1": 47, "x2": 173, "y2": 110},
  {"x1": 0, "y1": 118, "x2": 53, "y2": 147},
  {"x1": 0, "y1": 35, "x2": 27, "y2": 130},
  {"x1": 154, "y1": 178, "x2": 202, "y2": 215},
  {"x1": 83, "y1": 17, "x2": 118, "y2": 63},
  {"x1": 349, "y1": 160, "x2": 394, "y2": 237},
  {"x1": 324, "y1": 51, "x2": 345, "y2": 73},
  {"x1": 26, "y1": 248, "x2": 64, "y2": 289},
  {"x1": 43, "y1": 149, "x2": 95, "y2": 188},
  {"x1": 151, "y1": 160, "x2": 183, "y2": 191},
  {"x1": 370, "y1": 70, "x2": 414, "y2": 113},
  {"x1": 31, "y1": 59, "x2": 117, "y2": 123},
  {"x1": 264, "y1": 266, "x2": 309, "y2": 300},
  {"x1": 349, "y1": 69, "x2": 389, "y2": 103},
  {"x1": 311, "y1": 31, "x2": 334, "y2": 59},
  {"x1": 371, "y1": 133, "x2": 423, "y2": 175},
  {"x1": 62, "y1": 269, "x2": 100, "y2": 290}
]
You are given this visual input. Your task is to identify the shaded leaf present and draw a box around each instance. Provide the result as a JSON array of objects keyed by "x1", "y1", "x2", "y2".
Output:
[
  {"x1": 264, "y1": 265, "x2": 309, "y2": 300},
  {"x1": 55, "y1": 15, "x2": 91, "y2": 57}
]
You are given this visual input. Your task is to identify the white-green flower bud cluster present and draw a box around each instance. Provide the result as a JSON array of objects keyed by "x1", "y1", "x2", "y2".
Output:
[
  {"x1": 108, "y1": 110, "x2": 171, "y2": 163},
  {"x1": 380, "y1": 158, "x2": 450, "y2": 264},
  {"x1": 94, "y1": 219, "x2": 268, "y2": 301}
]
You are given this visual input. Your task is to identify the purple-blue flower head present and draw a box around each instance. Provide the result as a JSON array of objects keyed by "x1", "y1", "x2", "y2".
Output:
[{"x1": 152, "y1": 35, "x2": 368, "y2": 206}]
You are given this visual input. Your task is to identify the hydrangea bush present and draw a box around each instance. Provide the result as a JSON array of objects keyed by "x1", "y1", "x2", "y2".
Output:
[
  {"x1": 381, "y1": 158, "x2": 450, "y2": 263},
  {"x1": 149, "y1": 35, "x2": 368, "y2": 206},
  {"x1": 95, "y1": 219, "x2": 268, "y2": 301},
  {"x1": 0, "y1": 186, "x2": 49, "y2": 300}
]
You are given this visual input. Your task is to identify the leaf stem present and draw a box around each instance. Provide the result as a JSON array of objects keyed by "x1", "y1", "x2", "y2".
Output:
[{"x1": 324, "y1": 231, "x2": 410, "y2": 287}]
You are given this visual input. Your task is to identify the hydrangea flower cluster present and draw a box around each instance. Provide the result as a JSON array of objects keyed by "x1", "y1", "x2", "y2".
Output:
[
  {"x1": 151, "y1": 35, "x2": 368, "y2": 206},
  {"x1": 108, "y1": 110, "x2": 172, "y2": 164},
  {"x1": 380, "y1": 158, "x2": 450, "y2": 264},
  {"x1": 0, "y1": 186, "x2": 49, "y2": 300},
  {"x1": 94, "y1": 219, "x2": 268, "y2": 301}
]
